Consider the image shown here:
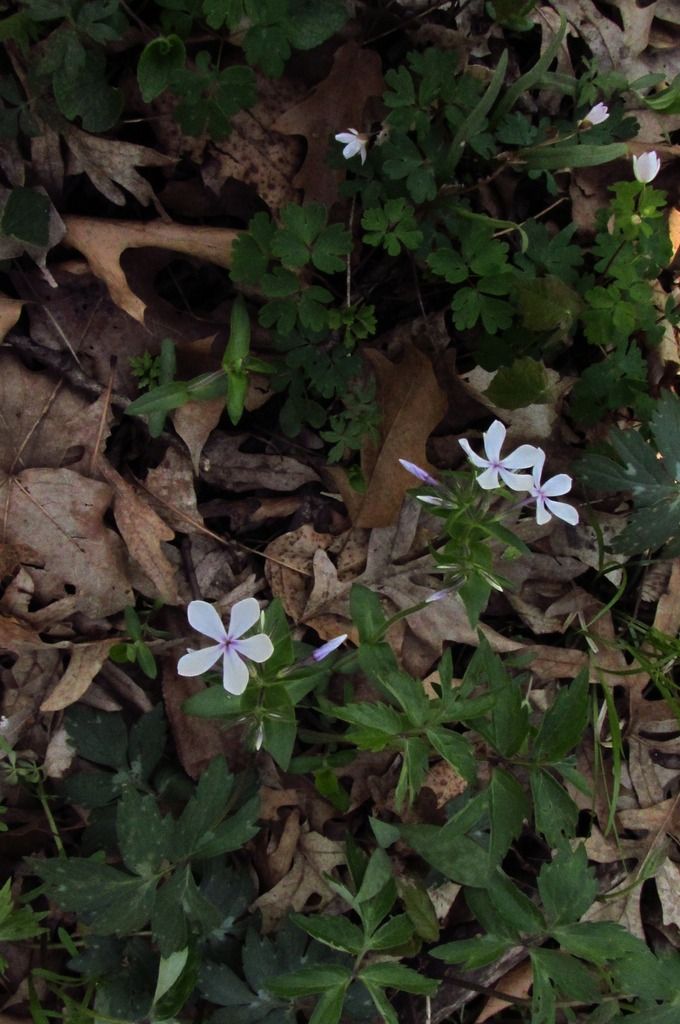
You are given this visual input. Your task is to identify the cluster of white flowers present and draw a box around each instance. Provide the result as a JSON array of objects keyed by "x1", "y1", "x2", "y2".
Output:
[{"x1": 401, "y1": 420, "x2": 579, "y2": 526}]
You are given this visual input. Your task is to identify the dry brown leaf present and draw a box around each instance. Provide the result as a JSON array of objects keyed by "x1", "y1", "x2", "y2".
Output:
[
  {"x1": 474, "y1": 959, "x2": 532, "y2": 1023},
  {"x1": 0, "y1": 294, "x2": 23, "y2": 341},
  {"x1": 161, "y1": 663, "x2": 240, "y2": 777},
  {"x1": 99, "y1": 461, "x2": 179, "y2": 605},
  {"x1": 40, "y1": 640, "x2": 115, "y2": 712},
  {"x1": 0, "y1": 614, "x2": 45, "y2": 652},
  {"x1": 201, "y1": 432, "x2": 320, "y2": 492},
  {"x1": 63, "y1": 216, "x2": 239, "y2": 322},
  {"x1": 202, "y1": 73, "x2": 304, "y2": 214},
  {"x1": 173, "y1": 398, "x2": 225, "y2": 475},
  {"x1": 655, "y1": 858, "x2": 680, "y2": 930},
  {"x1": 145, "y1": 448, "x2": 203, "y2": 534},
  {"x1": 0, "y1": 468, "x2": 132, "y2": 617},
  {"x1": 63, "y1": 126, "x2": 174, "y2": 210},
  {"x1": 0, "y1": 351, "x2": 110, "y2": 474},
  {"x1": 329, "y1": 345, "x2": 447, "y2": 528},
  {"x1": 272, "y1": 41, "x2": 384, "y2": 207},
  {"x1": 423, "y1": 760, "x2": 467, "y2": 809},
  {"x1": 250, "y1": 828, "x2": 346, "y2": 932}
]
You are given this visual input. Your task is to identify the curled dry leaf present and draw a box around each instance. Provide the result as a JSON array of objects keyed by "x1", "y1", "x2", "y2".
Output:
[
  {"x1": 63, "y1": 216, "x2": 239, "y2": 322},
  {"x1": 40, "y1": 640, "x2": 115, "y2": 712},
  {"x1": 99, "y1": 461, "x2": 179, "y2": 605},
  {"x1": 200, "y1": 432, "x2": 320, "y2": 492},
  {"x1": 329, "y1": 345, "x2": 447, "y2": 528}
]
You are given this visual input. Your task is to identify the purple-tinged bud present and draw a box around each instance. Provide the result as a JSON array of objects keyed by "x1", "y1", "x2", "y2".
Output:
[
  {"x1": 425, "y1": 589, "x2": 450, "y2": 604},
  {"x1": 311, "y1": 634, "x2": 348, "y2": 662},
  {"x1": 398, "y1": 459, "x2": 439, "y2": 486}
]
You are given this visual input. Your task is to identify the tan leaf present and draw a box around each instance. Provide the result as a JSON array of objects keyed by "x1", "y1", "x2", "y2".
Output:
[
  {"x1": 329, "y1": 345, "x2": 447, "y2": 528},
  {"x1": 272, "y1": 41, "x2": 384, "y2": 207},
  {"x1": 162, "y1": 664, "x2": 241, "y2": 778},
  {"x1": 0, "y1": 468, "x2": 133, "y2": 617},
  {"x1": 43, "y1": 726, "x2": 76, "y2": 778},
  {"x1": 655, "y1": 858, "x2": 680, "y2": 929},
  {"x1": 0, "y1": 294, "x2": 23, "y2": 342},
  {"x1": 145, "y1": 447, "x2": 203, "y2": 533},
  {"x1": 250, "y1": 829, "x2": 345, "y2": 932},
  {"x1": 0, "y1": 614, "x2": 45, "y2": 652},
  {"x1": 63, "y1": 126, "x2": 175, "y2": 209},
  {"x1": 63, "y1": 216, "x2": 239, "y2": 322},
  {"x1": 40, "y1": 640, "x2": 115, "y2": 712},
  {"x1": 173, "y1": 398, "x2": 225, "y2": 475},
  {"x1": 99, "y1": 461, "x2": 179, "y2": 604},
  {"x1": 201, "y1": 432, "x2": 320, "y2": 492},
  {"x1": 475, "y1": 960, "x2": 533, "y2": 1023}
]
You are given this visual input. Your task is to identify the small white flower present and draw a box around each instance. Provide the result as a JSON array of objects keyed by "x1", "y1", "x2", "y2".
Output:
[
  {"x1": 178, "y1": 598, "x2": 273, "y2": 695},
  {"x1": 520, "y1": 450, "x2": 579, "y2": 526},
  {"x1": 580, "y1": 102, "x2": 609, "y2": 127},
  {"x1": 459, "y1": 420, "x2": 541, "y2": 491},
  {"x1": 633, "y1": 151, "x2": 660, "y2": 184},
  {"x1": 334, "y1": 128, "x2": 369, "y2": 165}
]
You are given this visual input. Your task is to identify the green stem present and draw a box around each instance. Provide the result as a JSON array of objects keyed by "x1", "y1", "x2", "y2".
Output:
[{"x1": 36, "y1": 778, "x2": 65, "y2": 858}]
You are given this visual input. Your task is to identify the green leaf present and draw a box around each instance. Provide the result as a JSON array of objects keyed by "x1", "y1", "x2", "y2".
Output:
[
  {"x1": 448, "y1": 49, "x2": 509, "y2": 172},
  {"x1": 426, "y1": 728, "x2": 475, "y2": 782},
  {"x1": 182, "y1": 685, "x2": 242, "y2": 719},
  {"x1": 1, "y1": 188, "x2": 50, "y2": 246},
  {"x1": 193, "y1": 795, "x2": 260, "y2": 858},
  {"x1": 530, "y1": 947, "x2": 601, "y2": 1005},
  {"x1": 651, "y1": 390, "x2": 680, "y2": 482},
  {"x1": 116, "y1": 786, "x2": 170, "y2": 877},
  {"x1": 266, "y1": 965, "x2": 352, "y2": 998},
  {"x1": 231, "y1": 212, "x2": 276, "y2": 285},
  {"x1": 137, "y1": 35, "x2": 185, "y2": 101},
  {"x1": 518, "y1": 142, "x2": 628, "y2": 171},
  {"x1": 361, "y1": 983, "x2": 398, "y2": 1024},
  {"x1": 531, "y1": 768, "x2": 578, "y2": 845},
  {"x1": 53, "y1": 50, "x2": 123, "y2": 131},
  {"x1": 64, "y1": 706, "x2": 128, "y2": 769},
  {"x1": 291, "y1": 913, "x2": 364, "y2": 955},
  {"x1": 397, "y1": 878, "x2": 439, "y2": 942},
  {"x1": 29, "y1": 858, "x2": 156, "y2": 935},
  {"x1": 286, "y1": 0, "x2": 347, "y2": 50},
  {"x1": 349, "y1": 584, "x2": 387, "y2": 643},
  {"x1": 538, "y1": 845, "x2": 598, "y2": 927},
  {"x1": 551, "y1": 921, "x2": 645, "y2": 964},
  {"x1": 488, "y1": 767, "x2": 529, "y2": 867},
  {"x1": 128, "y1": 705, "x2": 166, "y2": 783},
  {"x1": 0, "y1": 880, "x2": 46, "y2": 944},
  {"x1": 400, "y1": 825, "x2": 490, "y2": 887},
  {"x1": 477, "y1": 870, "x2": 545, "y2": 938},
  {"x1": 357, "y1": 848, "x2": 393, "y2": 904},
  {"x1": 431, "y1": 934, "x2": 513, "y2": 969},
  {"x1": 485, "y1": 357, "x2": 550, "y2": 410},
  {"x1": 369, "y1": 914, "x2": 414, "y2": 951},
  {"x1": 458, "y1": 572, "x2": 492, "y2": 628},
  {"x1": 359, "y1": 962, "x2": 438, "y2": 996},
  {"x1": 126, "y1": 381, "x2": 191, "y2": 417},
  {"x1": 173, "y1": 756, "x2": 234, "y2": 858},
  {"x1": 533, "y1": 668, "x2": 589, "y2": 763}
]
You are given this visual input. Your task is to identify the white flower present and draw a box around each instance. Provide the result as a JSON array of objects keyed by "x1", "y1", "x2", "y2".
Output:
[
  {"x1": 580, "y1": 102, "x2": 609, "y2": 126},
  {"x1": 520, "y1": 449, "x2": 579, "y2": 526},
  {"x1": 633, "y1": 151, "x2": 660, "y2": 184},
  {"x1": 459, "y1": 420, "x2": 541, "y2": 491},
  {"x1": 177, "y1": 598, "x2": 273, "y2": 695},
  {"x1": 334, "y1": 128, "x2": 369, "y2": 165}
]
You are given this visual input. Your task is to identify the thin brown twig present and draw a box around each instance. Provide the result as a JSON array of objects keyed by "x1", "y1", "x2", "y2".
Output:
[{"x1": 88, "y1": 357, "x2": 117, "y2": 478}]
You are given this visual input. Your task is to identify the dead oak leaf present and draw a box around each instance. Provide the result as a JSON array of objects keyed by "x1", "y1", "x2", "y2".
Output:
[
  {"x1": 99, "y1": 461, "x2": 179, "y2": 605},
  {"x1": 329, "y1": 345, "x2": 447, "y2": 528},
  {"x1": 63, "y1": 216, "x2": 239, "y2": 323},
  {"x1": 0, "y1": 293, "x2": 23, "y2": 342},
  {"x1": 250, "y1": 829, "x2": 345, "y2": 933},
  {"x1": 272, "y1": 41, "x2": 384, "y2": 207},
  {"x1": 63, "y1": 125, "x2": 175, "y2": 212}
]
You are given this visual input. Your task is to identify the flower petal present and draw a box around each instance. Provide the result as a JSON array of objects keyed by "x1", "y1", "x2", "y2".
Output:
[
  {"x1": 541, "y1": 473, "x2": 572, "y2": 498},
  {"x1": 545, "y1": 498, "x2": 579, "y2": 525},
  {"x1": 501, "y1": 444, "x2": 542, "y2": 470},
  {"x1": 458, "y1": 438, "x2": 489, "y2": 469},
  {"x1": 342, "y1": 141, "x2": 360, "y2": 160},
  {"x1": 499, "y1": 469, "x2": 534, "y2": 491},
  {"x1": 534, "y1": 497, "x2": 551, "y2": 526},
  {"x1": 483, "y1": 420, "x2": 506, "y2": 463},
  {"x1": 531, "y1": 448, "x2": 546, "y2": 484},
  {"x1": 235, "y1": 633, "x2": 274, "y2": 663},
  {"x1": 222, "y1": 648, "x2": 250, "y2": 695},
  {"x1": 334, "y1": 131, "x2": 357, "y2": 144},
  {"x1": 475, "y1": 466, "x2": 501, "y2": 490},
  {"x1": 228, "y1": 597, "x2": 261, "y2": 639},
  {"x1": 178, "y1": 645, "x2": 223, "y2": 677},
  {"x1": 188, "y1": 600, "x2": 226, "y2": 642}
]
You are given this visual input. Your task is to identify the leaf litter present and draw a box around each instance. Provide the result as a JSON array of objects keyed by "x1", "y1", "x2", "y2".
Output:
[{"x1": 3, "y1": 3, "x2": 680, "y2": 1022}]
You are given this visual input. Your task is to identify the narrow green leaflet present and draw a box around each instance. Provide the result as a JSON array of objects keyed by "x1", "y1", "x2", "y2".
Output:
[
  {"x1": 488, "y1": 767, "x2": 529, "y2": 867},
  {"x1": 290, "y1": 913, "x2": 364, "y2": 955},
  {"x1": 359, "y1": 962, "x2": 438, "y2": 995},
  {"x1": 533, "y1": 669, "x2": 589, "y2": 763}
]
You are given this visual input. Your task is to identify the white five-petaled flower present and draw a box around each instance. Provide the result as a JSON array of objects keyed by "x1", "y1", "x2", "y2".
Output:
[
  {"x1": 459, "y1": 420, "x2": 541, "y2": 491},
  {"x1": 519, "y1": 449, "x2": 579, "y2": 526},
  {"x1": 178, "y1": 598, "x2": 274, "y2": 695},
  {"x1": 334, "y1": 128, "x2": 369, "y2": 165},
  {"x1": 580, "y1": 102, "x2": 609, "y2": 127},
  {"x1": 633, "y1": 151, "x2": 661, "y2": 184}
]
